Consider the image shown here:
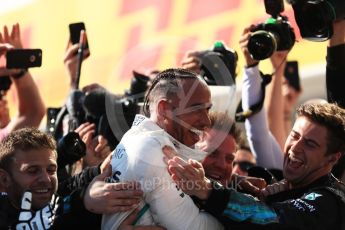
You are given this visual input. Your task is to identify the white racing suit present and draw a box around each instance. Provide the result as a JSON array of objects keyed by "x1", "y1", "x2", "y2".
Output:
[{"x1": 102, "y1": 114, "x2": 223, "y2": 230}]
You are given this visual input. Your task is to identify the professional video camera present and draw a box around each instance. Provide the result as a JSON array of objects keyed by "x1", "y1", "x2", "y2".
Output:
[
  {"x1": 248, "y1": 0, "x2": 295, "y2": 60},
  {"x1": 47, "y1": 71, "x2": 150, "y2": 150},
  {"x1": 199, "y1": 41, "x2": 238, "y2": 86},
  {"x1": 287, "y1": 0, "x2": 345, "y2": 41}
]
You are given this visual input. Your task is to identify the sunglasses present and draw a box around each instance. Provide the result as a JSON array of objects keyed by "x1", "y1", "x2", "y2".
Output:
[
  {"x1": 248, "y1": 166, "x2": 278, "y2": 185},
  {"x1": 233, "y1": 161, "x2": 256, "y2": 172}
]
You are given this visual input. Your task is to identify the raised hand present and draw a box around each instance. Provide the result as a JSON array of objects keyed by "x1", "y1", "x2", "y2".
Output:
[
  {"x1": 1, "y1": 23, "x2": 23, "y2": 48},
  {"x1": 64, "y1": 31, "x2": 90, "y2": 89},
  {"x1": 162, "y1": 145, "x2": 212, "y2": 200},
  {"x1": 239, "y1": 25, "x2": 259, "y2": 67},
  {"x1": 75, "y1": 122, "x2": 112, "y2": 167},
  {"x1": 181, "y1": 50, "x2": 202, "y2": 74}
]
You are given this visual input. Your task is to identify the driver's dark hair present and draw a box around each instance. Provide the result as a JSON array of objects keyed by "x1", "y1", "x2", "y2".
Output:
[{"x1": 143, "y1": 68, "x2": 202, "y2": 117}]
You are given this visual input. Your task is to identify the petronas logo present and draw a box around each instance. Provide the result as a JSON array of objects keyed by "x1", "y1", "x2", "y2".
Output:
[{"x1": 304, "y1": 193, "x2": 322, "y2": 201}]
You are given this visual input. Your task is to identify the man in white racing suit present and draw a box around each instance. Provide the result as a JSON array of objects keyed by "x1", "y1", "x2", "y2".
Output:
[{"x1": 102, "y1": 68, "x2": 223, "y2": 230}]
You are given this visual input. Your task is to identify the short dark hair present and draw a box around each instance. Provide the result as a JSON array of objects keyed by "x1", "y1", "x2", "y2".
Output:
[
  {"x1": 296, "y1": 103, "x2": 345, "y2": 155},
  {"x1": 0, "y1": 128, "x2": 56, "y2": 171},
  {"x1": 143, "y1": 68, "x2": 204, "y2": 117}
]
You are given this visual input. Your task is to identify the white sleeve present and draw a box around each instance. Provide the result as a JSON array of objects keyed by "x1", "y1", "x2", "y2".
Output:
[
  {"x1": 242, "y1": 66, "x2": 284, "y2": 169},
  {"x1": 130, "y1": 138, "x2": 223, "y2": 230},
  {"x1": 140, "y1": 162, "x2": 223, "y2": 230},
  {"x1": 107, "y1": 134, "x2": 223, "y2": 230}
]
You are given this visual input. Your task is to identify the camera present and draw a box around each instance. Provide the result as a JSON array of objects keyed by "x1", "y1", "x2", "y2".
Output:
[
  {"x1": 6, "y1": 49, "x2": 42, "y2": 69},
  {"x1": 199, "y1": 41, "x2": 237, "y2": 86},
  {"x1": 47, "y1": 71, "x2": 150, "y2": 150},
  {"x1": 287, "y1": 0, "x2": 345, "y2": 41},
  {"x1": 69, "y1": 22, "x2": 89, "y2": 49},
  {"x1": 56, "y1": 131, "x2": 86, "y2": 168},
  {"x1": 247, "y1": 0, "x2": 295, "y2": 60}
]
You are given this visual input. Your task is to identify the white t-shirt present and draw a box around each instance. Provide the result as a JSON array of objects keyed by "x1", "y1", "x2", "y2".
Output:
[{"x1": 102, "y1": 115, "x2": 223, "y2": 230}]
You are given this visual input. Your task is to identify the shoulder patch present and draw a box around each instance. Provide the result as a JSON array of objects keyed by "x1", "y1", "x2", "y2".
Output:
[
  {"x1": 133, "y1": 116, "x2": 145, "y2": 126},
  {"x1": 304, "y1": 192, "x2": 322, "y2": 201}
]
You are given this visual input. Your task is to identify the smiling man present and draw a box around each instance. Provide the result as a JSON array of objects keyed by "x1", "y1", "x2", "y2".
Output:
[
  {"x1": 165, "y1": 102, "x2": 345, "y2": 230},
  {"x1": 102, "y1": 68, "x2": 223, "y2": 230},
  {"x1": 198, "y1": 112, "x2": 241, "y2": 186},
  {"x1": 0, "y1": 128, "x2": 59, "y2": 228},
  {"x1": 0, "y1": 128, "x2": 148, "y2": 229}
]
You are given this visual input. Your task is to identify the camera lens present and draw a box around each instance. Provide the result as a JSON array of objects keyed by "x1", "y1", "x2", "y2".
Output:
[
  {"x1": 298, "y1": 2, "x2": 334, "y2": 41},
  {"x1": 248, "y1": 30, "x2": 278, "y2": 60},
  {"x1": 57, "y1": 131, "x2": 86, "y2": 167}
]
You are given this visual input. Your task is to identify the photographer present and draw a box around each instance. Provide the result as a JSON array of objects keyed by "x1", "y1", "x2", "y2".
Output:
[
  {"x1": 240, "y1": 24, "x2": 284, "y2": 170},
  {"x1": 0, "y1": 24, "x2": 45, "y2": 140}
]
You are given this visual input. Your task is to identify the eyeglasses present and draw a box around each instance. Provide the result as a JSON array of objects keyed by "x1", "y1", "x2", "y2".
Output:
[{"x1": 233, "y1": 161, "x2": 256, "y2": 172}]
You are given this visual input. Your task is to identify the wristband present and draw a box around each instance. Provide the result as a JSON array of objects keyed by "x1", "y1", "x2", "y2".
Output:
[{"x1": 11, "y1": 69, "x2": 28, "y2": 80}]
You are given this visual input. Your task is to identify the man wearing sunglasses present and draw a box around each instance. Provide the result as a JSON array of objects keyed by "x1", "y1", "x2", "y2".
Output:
[{"x1": 232, "y1": 146, "x2": 256, "y2": 176}]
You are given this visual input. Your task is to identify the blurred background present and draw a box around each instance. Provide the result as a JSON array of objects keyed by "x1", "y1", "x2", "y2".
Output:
[{"x1": 0, "y1": 0, "x2": 327, "y2": 112}]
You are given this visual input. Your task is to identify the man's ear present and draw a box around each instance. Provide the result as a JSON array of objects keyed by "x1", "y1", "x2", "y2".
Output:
[
  {"x1": 326, "y1": 152, "x2": 341, "y2": 167},
  {"x1": 157, "y1": 100, "x2": 172, "y2": 119},
  {"x1": 0, "y1": 169, "x2": 11, "y2": 190}
]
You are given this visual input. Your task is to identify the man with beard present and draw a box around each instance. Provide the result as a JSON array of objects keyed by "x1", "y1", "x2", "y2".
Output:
[
  {"x1": 0, "y1": 128, "x2": 145, "y2": 229},
  {"x1": 0, "y1": 128, "x2": 59, "y2": 229}
]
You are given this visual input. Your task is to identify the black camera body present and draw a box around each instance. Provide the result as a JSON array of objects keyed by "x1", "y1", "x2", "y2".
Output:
[
  {"x1": 287, "y1": 0, "x2": 345, "y2": 41},
  {"x1": 248, "y1": 0, "x2": 295, "y2": 60},
  {"x1": 248, "y1": 17, "x2": 295, "y2": 60},
  {"x1": 57, "y1": 131, "x2": 86, "y2": 168},
  {"x1": 199, "y1": 41, "x2": 238, "y2": 86},
  {"x1": 6, "y1": 49, "x2": 42, "y2": 69},
  {"x1": 47, "y1": 71, "x2": 150, "y2": 151}
]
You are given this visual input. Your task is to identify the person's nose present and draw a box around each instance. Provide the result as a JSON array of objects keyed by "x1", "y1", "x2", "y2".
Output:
[
  {"x1": 232, "y1": 165, "x2": 242, "y2": 175},
  {"x1": 214, "y1": 157, "x2": 227, "y2": 170},
  {"x1": 289, "y1": 138, "x2": 303, "y2": 154},
  {"x1": 200, "y1": 110, "x2": 211, "y2": 128},
  {"x1": 38, "y1": 169, "x2": 52, "y2": 183}
]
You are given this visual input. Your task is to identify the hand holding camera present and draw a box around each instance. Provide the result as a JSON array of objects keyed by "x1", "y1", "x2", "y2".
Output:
[
  {"x1": 181, "y1": 42, "x2": 237, "y2": 86},
  {"x1": 1, "y1": 23, "x2": 42, "y2": 71},
  {"x1": 64, "y1": 22, "x2": 90, "y2": 89},
  {"x1": 247, "y1": 0, "x2": 295, "y2": 61}
]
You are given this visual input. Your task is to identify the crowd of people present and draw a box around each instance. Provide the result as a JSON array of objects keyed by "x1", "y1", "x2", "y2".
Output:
[{"x1": 0, "y1": 16, "x2": 344, "y2": 230}]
